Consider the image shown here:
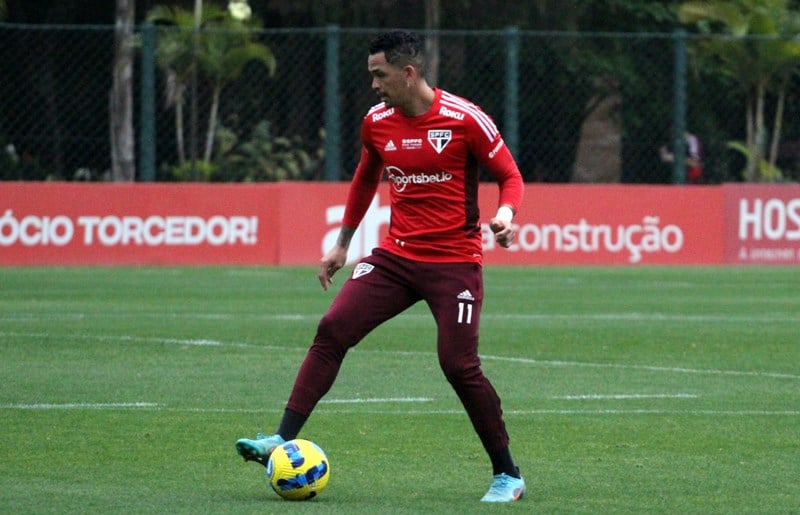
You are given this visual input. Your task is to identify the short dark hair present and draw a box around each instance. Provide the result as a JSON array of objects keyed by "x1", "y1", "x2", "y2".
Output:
[{"x1": 369, "y1": 30, "x2": 426, "y2": 75}]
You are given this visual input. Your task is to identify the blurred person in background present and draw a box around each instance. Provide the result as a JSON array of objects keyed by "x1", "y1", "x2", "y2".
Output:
[{"x1": 660, "y1": 131, "x2": 703, "y2": 184}]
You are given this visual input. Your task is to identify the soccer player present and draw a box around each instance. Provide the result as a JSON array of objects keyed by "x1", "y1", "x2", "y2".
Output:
[{"x1": 236, "y1": 29, "x2": 526, "y2": 503}]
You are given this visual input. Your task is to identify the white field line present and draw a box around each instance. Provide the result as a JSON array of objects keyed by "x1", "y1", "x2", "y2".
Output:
[
  {"x1": 492, "y1": 312, "x2": 800, "y2": 324},
  {"x1": 554, "y1": 393, "x2": 699, "y2": 400},
  {"x1": 6, "y1": 402, "x2": 159, "y2": 409},
  {"x1": 0, "y1": 331, "x2": 255, "y2": 349},
  {"x1": 506, "y1": 409, "x2": 800, "y2": 416},
  {"x1": 2, "y1": 403, "x2": 798, "y2": 417},
  {"x1": 2, "y1": 330, "x2": 800, "y2": 381},
  {"x1": 319, "y1": 397, "x2": 434, "y2": 404},
  {"x1": 479, "y1": 354, "x2": 800, "y2": 380},
  {"x1": 2, "y1": 399, "x2": 434, "y2": 410},
  {"x1": 2, "y1": 312, "x2": 800, "y2": 324}
]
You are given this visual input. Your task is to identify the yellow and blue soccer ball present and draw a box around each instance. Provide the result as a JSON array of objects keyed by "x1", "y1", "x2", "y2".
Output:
[{"x1": 266, "y1": 439, "x2": 330, "y2": 500}]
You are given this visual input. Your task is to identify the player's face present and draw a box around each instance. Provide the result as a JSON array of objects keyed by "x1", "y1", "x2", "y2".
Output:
[{"x1": 368, "y1": 52, "x2": 408, "y2": 109}]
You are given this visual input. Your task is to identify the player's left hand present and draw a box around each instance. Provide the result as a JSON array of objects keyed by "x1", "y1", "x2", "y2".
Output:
[{"x1": 489, "y1": 218, "x2": 516, "y2": 248}]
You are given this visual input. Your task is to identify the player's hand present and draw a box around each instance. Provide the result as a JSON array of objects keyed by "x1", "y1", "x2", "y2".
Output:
[
  {"x1": 318, "y1": 245, "x2": 348, "y2": 291},
  {"x1": 489, "y1": 217, "x2": 516, "y2": 248}
]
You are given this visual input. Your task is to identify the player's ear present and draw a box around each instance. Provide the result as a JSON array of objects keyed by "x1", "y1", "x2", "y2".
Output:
[{"x1": 404, "y1": 64, "x2": 418, "y2": 82}]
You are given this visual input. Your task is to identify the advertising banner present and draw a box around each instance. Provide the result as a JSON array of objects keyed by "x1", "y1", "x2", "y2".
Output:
[
  {"x1": 724, "y1": 184, "x2": 800, "y2": 265},
  {"x1": 2, "y1": 181, "x2": 797, "y2": 266},
  {"x1": 0, "y1": 182, "x2": 279, "y2": 265},
  {"x1": 277, "y1": 182, "x2": 392, "y2": 266},
  {"x1": 484, "y1": 184, "x2": 724, "y2": 265}
]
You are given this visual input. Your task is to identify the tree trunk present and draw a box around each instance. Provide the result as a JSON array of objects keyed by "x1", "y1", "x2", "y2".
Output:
[
  {"x1": 573, "y1": 88, "x2": 621, "y2": 183},
  {"x1": 745, "y1": 93, "x2": 754, "y2": 182},
  {"x1": 175, "y1": 86, "x2": 186, "y2": 166},
  {"x1": 754, "y1": 81, "x2": 766, "y2": 182},
  {"x1": 204, "y1": 87, "x2": 221, "y2": 163},
  {"x1": 769, "y1": 78, "x2": 787, "y2": 173},
  {"x1": 110, "y1": 0, "x2": 136, "y2": 181},
  {"x1": 424, "y1": 0, "x2": 440, "y2": 86}
]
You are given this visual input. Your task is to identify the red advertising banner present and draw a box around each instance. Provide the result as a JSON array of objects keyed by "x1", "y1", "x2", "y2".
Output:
[
  {"x1": 485, "y1": 184, "x2": 724, "y2": 265},
  {"x1": 723, "y1": 184, "x2": 800, "y2": 265},
  {"x1": 276, "y1": 182, "x2": 392, "y2": 266},
  {"x1": 2, "y1": 181, "x2": 797, "y2": 266},
  {"x1": 298, "y1": 183, "x2": 727, "y2": 266},
  {"x1": 0, "y1": 182, "x2": 279, "y2": 265}
]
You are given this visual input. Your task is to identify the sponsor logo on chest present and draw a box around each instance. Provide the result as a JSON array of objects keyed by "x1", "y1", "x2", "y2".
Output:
[{"x1": 402, "y1": 138, "x2": 423, "y2": 150}]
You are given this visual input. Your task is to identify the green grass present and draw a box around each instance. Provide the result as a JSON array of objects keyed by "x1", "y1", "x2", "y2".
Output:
[{"x1": 1, "y1": 265, "x2": 799, "y2": 514}]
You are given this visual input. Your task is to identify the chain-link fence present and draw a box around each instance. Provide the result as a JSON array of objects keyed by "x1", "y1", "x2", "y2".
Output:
[{"x1": 1, "y1": 23, "x2": 798, "y2": 184}]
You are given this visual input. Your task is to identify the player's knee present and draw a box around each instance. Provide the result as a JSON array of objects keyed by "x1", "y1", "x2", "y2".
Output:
[
  {"x1": 315, "y1": 311, "x2": 355, "y2": 350},
  {"x1": 439, "y1": 358, "x2": 478, "y2": 385}
]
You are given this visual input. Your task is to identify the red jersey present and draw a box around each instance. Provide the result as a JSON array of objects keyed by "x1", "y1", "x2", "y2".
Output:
[{"x1": 343, "y1": 88, "x2": 524, "y2": 264}]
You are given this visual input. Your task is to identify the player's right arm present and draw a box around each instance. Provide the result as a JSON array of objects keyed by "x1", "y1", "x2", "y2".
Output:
[{"x1": 342, "y1": 123, "x2": 384, "y2": 229}]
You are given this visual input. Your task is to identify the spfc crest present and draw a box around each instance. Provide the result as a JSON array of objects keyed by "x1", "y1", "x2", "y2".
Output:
[
  {"x1": 427, "y1": 129, "x2": 452, "y2": 154},
  {"x1": 352, "y1": 262, "x2": 375, "y2": 279}
]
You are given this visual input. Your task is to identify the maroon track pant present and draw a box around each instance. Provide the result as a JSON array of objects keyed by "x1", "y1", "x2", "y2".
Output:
[{"x1": 286, "y1": 248, "x2": 510, "y2": 453}]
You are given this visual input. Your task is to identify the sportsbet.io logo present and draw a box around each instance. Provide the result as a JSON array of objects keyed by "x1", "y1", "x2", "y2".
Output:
[{"x1": 386, "y1": 166, "x2": 453, "y2": 193}]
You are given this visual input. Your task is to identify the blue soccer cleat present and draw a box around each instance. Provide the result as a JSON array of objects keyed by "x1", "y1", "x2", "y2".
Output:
[
  {"x1": 480, "y1": 472, "x2": 526, "y2": 502},
  {"x1": 235, "y1": 433, "x2": 285, "y2": 467}
]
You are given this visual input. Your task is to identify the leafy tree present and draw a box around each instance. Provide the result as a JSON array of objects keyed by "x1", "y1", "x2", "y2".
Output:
[
  {"x1": 196, "y1": 8, "x2": 275, "y2": 162},
  {"x1": 147, "y1": 4, "x2": 214, "y2": 166},
  {"x1": 215, "y1": 121, "x2": 325, "y2": 182},
  {"x1": 679, "y1": 0, "x2": 800, "y2": 181},
  {"x1": 146, "y1": 2, "x2": 275, "y2": 166}
]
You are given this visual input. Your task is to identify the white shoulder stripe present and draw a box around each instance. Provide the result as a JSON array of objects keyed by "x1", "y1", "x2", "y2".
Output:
[
  {"x1": 366, "y1": 102, "x2": 387, "y2": 116},
  {"x1": 440, "y1": 92, "x2": 498, "y2": 141},
  {"x1": 441, "y1": 94, "x2": 497, "y2": 136}
]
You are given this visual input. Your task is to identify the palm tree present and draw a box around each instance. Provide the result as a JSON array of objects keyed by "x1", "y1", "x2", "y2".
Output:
[
  {"x1": 196, "y1": 18, "x2": 275, "y2": 162},
  {"x1": 679, "y1": 0, "x2": 800, "y2": 181},
  {"x1": 146, "y1": 4, "x2": 275, "y2": 167},
  {"x1": 147, "y1": 5, "x2": 217, "y2": 165}
]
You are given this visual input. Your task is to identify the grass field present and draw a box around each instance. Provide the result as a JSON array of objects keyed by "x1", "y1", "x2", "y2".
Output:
[{"x1": 1, "y1": 265, "x2": 799, "y2": 514}]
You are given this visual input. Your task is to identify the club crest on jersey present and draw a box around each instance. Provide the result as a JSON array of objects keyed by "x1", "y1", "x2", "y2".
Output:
[
  {"x1": 428, "y1": 129, "x2": 452, "y2": 154},
  {"x1": 352, "y1": 262, "x2": 374, "y2": 279}
]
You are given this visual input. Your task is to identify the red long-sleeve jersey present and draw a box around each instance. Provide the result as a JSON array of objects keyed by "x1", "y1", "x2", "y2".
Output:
[{"x1": 343, "y1": 88, "x2": 524, "y2": 264}]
